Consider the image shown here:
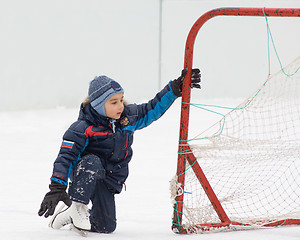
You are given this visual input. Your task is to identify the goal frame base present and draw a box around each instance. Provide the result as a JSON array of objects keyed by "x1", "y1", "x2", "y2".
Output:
[{"x1": 173, "y1": 219, "x2": 300, "y2": 234}]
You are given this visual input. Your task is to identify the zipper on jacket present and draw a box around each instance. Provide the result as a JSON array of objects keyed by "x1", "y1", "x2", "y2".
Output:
[{"x1": 109, "y1": 119, "x2": 116, "y2": 133}]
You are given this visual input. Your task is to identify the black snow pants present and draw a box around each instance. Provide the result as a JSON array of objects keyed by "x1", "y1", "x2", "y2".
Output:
[{"x1": 68, "y1": 154, "x2": 117, "y2": 233}]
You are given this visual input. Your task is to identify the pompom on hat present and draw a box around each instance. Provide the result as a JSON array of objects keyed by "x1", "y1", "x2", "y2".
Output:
[{"x1": 88, "y1": 76, "x2": 124, "y2": 116}]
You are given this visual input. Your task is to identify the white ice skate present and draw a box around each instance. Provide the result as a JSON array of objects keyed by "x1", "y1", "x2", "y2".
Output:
[{"x1": 49, "y1": 201, "x2": 91, "y2": 232}]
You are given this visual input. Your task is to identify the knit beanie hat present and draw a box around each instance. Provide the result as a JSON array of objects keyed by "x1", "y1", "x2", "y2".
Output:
[{"x1": 88, "y1": 75, "x2": 124, "y2": 116}]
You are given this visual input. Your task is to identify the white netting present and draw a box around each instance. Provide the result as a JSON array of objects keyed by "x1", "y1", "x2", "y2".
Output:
[{"x1": 172, "y1": 56, "x2": 300, "y2": 233}]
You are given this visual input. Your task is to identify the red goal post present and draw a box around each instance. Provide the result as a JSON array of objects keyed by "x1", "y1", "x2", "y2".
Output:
[{"x1": 174, "y1": 7, "x2": 300, "y2": 234}]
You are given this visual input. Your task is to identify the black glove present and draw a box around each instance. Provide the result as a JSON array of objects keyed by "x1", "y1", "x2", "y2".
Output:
[
  {"x1": 170, "y1": 68, "x2": 201, "y2": 97},
  {"x1": 38, "y1": 182, "x2": 72, "y2": 218}
]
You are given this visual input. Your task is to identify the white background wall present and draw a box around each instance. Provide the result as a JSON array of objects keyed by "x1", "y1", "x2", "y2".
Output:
[{"x1": 1, "y1": 0, "x2": 300, "y2": 111}]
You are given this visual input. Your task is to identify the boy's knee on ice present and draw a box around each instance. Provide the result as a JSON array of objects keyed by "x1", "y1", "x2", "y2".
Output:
[
  {"x1": 90, "y1": 180, "x2": 117, "y2": 234},
  {"x1": 91, "y1": 218, "x2": 116, "y2": 234}
]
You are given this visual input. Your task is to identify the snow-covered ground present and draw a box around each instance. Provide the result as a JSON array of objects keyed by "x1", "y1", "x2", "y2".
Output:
[{"x1": 1, "y1": 100, "x2": 300, "y2": 239}]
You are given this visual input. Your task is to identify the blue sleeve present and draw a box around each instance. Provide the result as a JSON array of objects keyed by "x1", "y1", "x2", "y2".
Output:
[{"x1": 122, "y1": 81, "x2": 178, "y2": 132}]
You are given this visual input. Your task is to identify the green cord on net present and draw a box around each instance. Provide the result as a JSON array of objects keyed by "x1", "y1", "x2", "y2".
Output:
[{"x1": 262, "y1": 7, "x2": 300, "y2": 77}]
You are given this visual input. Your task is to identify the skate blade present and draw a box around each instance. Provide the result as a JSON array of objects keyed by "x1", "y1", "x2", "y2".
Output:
[{"x1": 70, "y1": 224, "x2": 89, "y2": 237}]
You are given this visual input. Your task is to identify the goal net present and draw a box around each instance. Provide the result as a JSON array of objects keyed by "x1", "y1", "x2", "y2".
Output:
[
  {"x1": 171, "y1": 7, "x2": 300, "y2": 234},
  {"x1": 171, "y1": 56, "x2": 300, "y2": 233}
]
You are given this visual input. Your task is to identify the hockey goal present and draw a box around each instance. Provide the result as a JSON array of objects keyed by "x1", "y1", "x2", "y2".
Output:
[{"x1": 171, "y1": 7, "x2": 300, "y2": 234}]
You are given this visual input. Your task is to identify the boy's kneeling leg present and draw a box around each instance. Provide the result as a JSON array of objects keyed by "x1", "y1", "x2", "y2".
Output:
[
  {"x1": 69, "y1": 155, "x2": 106, "y2": 204},
  {"x1": 90, "y1": 180, "x2": 116, "y2": 233}
]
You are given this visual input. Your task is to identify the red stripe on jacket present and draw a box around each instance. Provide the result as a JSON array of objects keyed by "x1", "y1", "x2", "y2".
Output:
[{"x1": 84, "y1": 126, "x2": 114, "y2": 138}]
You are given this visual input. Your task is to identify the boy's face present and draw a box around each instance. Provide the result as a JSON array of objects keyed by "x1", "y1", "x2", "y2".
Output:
[{"x1": 104, "y1": 93, "x2": 124, "y2": 119}]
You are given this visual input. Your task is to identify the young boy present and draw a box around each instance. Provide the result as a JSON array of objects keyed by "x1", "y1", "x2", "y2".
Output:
[{"x1": 38, "y1": 69, "x2": 201, "y2": 234}]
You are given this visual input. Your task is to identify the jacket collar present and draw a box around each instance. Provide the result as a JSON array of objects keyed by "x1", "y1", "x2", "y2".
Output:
[
  {"x1": 78, "y1": 103, "x2": 110, "y2": 127},
  {"x1": 78, "y1": 103, "x2": 129, "y2": 129}
]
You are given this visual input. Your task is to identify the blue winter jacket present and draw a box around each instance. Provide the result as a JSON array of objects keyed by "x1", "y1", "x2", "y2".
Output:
[{"x1": 51, "y1": 82, "x2": 178, "y2": 193}]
